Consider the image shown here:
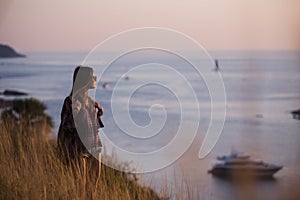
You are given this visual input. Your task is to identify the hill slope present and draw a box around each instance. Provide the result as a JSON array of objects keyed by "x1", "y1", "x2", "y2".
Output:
[{"x1": 0, "y1": 44, "x2": 25, "y2": 58}]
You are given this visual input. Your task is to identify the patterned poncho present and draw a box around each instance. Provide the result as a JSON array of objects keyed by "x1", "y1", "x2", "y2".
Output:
[{"x1": 57, "y1": 96, "x2": 103, "y2": 160}]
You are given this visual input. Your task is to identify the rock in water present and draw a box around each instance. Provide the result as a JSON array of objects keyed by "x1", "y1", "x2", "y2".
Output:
[{"x1": 1, "y1": 90, "x2": 28, "y2": 96}]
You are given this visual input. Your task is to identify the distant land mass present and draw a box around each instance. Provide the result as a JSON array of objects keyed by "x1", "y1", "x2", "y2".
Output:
[{"x1": 0, "y1": 44, "x2": 25, "y2": 58}]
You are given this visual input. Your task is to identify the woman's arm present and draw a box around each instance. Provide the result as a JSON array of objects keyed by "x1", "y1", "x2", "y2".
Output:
[
  {"x1": 93, "y1": 100, "x2": 104, "y2": 128},
  {"x1": 95, "y1": 101, "x2": 104, "y2": 116}
]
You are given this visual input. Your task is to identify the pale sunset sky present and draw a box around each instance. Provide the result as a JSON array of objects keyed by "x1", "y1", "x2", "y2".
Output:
[{"x1": 0, "y1": 0, "x2": 300, "y2": 51}]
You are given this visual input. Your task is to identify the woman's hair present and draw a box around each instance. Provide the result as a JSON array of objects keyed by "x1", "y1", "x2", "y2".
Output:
[{"x1": 70, "y1": 66, "x2": 94, "y2": 97}]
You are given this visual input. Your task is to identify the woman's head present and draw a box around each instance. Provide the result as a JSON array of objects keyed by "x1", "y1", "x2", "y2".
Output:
[{"x1": 70, "y1": 66, "x2": 97, "y2": 96}]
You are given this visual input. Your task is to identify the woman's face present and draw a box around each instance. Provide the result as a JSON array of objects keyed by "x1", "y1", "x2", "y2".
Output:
[{"x1": 88, "y1": 74, "x2": 97, "y2": 89}]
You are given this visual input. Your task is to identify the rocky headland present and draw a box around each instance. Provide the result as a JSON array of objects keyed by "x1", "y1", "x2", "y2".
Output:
[{"x1": 0, "y1": 44, "x2": 25, "y2": 58}]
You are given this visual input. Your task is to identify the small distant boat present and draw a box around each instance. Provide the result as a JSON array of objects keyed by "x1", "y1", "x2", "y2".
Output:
[
  {"x1": 208, "y1": 151, "x2": 283, "y2": 178},
  {"x1": 124, "y1": 75, "x2": 129, "y2": 80},
  {"x1": 291, "y1": 109, "x2": 300, "y2": 120},
  {"x1": 102, "y1": 82, "x2": 110, "y2": 89},
  {"x1": 214, "y1": 59, "x2": 219, "y2": 71}
]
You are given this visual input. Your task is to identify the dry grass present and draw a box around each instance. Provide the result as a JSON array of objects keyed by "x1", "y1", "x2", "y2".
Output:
[
  {"x1": 0, "y1": 118, "x2": 162, "y2": 200},
  {"x1": 0, "y1": 111, "x2": 203, "y2": 200}
]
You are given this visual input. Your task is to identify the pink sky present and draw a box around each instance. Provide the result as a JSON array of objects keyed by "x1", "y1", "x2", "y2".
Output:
[{"x1": 0, "y1": 0, "x2": 299, "y2": 51}]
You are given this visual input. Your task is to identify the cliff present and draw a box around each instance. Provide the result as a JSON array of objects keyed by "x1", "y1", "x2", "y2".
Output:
[{"x1": 0, "y1": 44, "x2": 25, "y2": 58}]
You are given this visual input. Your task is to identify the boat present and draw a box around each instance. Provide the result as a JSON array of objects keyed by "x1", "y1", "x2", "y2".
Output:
[
  {"x1": 208, "y1": 151, "x2": 283, "y2": 178},
  {"x1": 291, "y1": 109, "x2": 300, "y2": 120},
  {"x1": 102, "y1": 82, "x2": 110, "y2": 89}
]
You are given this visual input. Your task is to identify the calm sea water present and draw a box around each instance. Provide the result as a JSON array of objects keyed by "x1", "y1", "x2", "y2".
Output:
[{"x1": 1, "y1": 50, "x2": 300, "y2": 199}]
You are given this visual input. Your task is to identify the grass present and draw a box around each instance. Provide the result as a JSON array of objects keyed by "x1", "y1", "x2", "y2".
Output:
[
  {"x1": 0, "y1": 117, "x2": 163, "y2": 200},
  {"x1": 0, "y1": 97, "x2": 201, "y2": 199}
]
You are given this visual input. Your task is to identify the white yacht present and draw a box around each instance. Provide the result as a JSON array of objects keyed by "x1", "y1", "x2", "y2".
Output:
[{"x1": 208, "y1": 151, "x2": 283, "y2": 177}]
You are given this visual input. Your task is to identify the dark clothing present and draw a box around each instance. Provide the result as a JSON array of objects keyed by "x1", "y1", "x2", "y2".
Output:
[{"x1": 57, "y1": 96, "x2": 104, "y2": 162}]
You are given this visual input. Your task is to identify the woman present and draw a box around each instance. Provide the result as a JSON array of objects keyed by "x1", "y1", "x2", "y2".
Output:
[{"x1": 57, "y1": 66, "x2": 104, "y2": 189}]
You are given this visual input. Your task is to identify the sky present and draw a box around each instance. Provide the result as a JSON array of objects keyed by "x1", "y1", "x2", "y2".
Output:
[{"x1": 0, "y1": 0, "x2": 300, "y2": 51}]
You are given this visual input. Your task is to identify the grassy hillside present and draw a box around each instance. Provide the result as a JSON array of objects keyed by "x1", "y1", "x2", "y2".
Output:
[{"x1": 0, "y1": 98, "x2": 163, "y2": 200}]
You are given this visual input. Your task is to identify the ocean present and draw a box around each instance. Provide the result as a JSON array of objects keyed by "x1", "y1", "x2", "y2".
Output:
[{"x1": 0, "y1": 50, "x2": 300, "y2": 199}]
